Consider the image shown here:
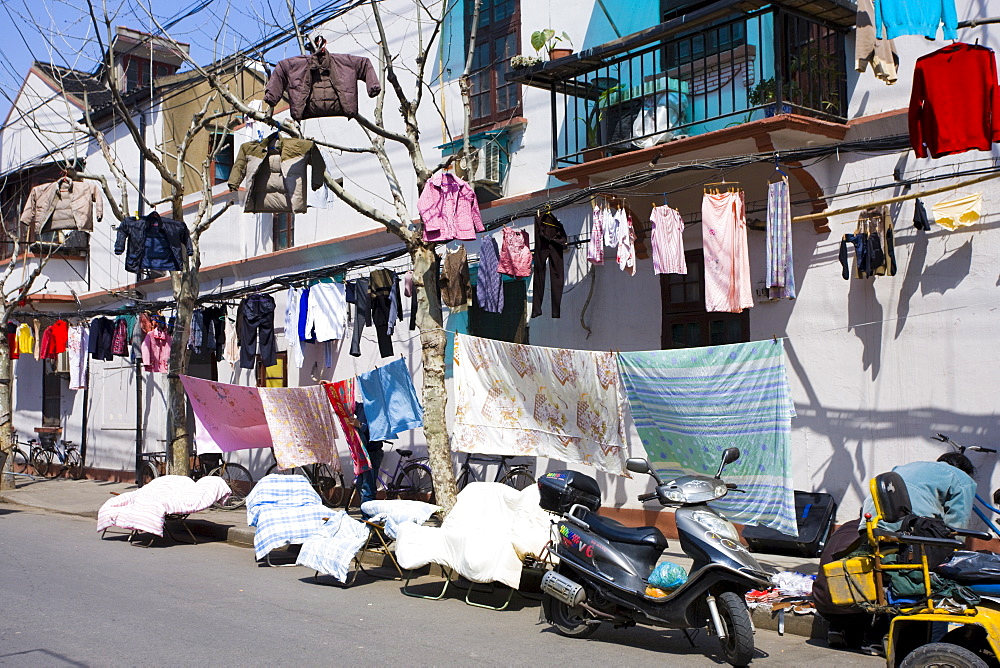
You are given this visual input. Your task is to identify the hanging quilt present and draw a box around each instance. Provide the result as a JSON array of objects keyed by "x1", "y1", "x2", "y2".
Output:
[
  {"x1": 452, "y1": 333, "x2": 627, "y2": 475},
  {"x1": 180, "y1": 375, "x2": 272, "y2": 452},
  {"x1": 259, "y1": 385, "x2": 342, "y2": 471},
  {"x1": 617, "y1": 340, "x2": 797, "y2": 536}
]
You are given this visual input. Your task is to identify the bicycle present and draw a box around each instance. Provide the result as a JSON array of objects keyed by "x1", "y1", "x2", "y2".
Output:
[
  {"x1": 455, "y1": 453, "x2": 535, "y2": 491},
  {"x1": 4, "y1": 433, "x2": 37, "y2": 478},
  {"x1": 343, "y1": 447, "x2": 435, "y2": 509},
  {"x1": 30, "y1": 439, "x2": 85, "y2": 480},
  {"x1": 932, "y1": 432, "x2": 1000, "y2": 538},
  {"x1": 264, "y1": 459, "x2": 349, "y2": 508},
  {"x1": 141, "y1": 450, "x2": 254, "y2": 510}
]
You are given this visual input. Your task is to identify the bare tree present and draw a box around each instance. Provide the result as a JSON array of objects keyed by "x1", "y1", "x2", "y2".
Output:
[{"x1": 9, "y1": 0, "x2": 485, "y2": 511}]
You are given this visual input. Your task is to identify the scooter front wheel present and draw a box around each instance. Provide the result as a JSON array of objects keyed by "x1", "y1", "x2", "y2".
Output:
[
  {"x1": 542, "y1": 593, "x2": 599, "y2": 638},
  {"x1": 716, "y1": 591, "x2": 754, "y2": 667}
]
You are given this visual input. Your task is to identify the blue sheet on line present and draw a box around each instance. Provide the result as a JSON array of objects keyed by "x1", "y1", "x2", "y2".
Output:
[
  {"x1": 357, "y1": 358, "x2": 424, "y2": 442},
  {"x1": 617, "y1": 340, "x2": 798, "y2": 536}
]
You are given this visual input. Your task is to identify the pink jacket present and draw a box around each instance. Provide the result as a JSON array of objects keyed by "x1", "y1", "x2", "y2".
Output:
[
  {"x1": 418, "y1": 172, "x2": 484, "y2": 242},
  {"x1": 141, "y1": 328, "x2": 171, "y2": 373}
]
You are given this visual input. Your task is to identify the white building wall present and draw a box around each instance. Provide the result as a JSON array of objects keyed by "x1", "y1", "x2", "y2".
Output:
[{"x1": 7, "y1": 0, "x2": 1000, "y2": 529}]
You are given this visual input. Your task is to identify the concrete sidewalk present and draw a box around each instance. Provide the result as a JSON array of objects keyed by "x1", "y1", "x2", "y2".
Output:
[
  {"x1": 0, "y1": 473, "x2": 828, "y2": 640},
  {"x1": 0, "y1": 475, "x2": 257, "y2": 547}
]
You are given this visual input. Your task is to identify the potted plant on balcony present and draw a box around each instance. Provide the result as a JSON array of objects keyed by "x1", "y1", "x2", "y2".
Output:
[
  {"x1": 578, "y1": 83, "x2": 623, "y2": 161},
  {"x1": 531, "y1": 29, "x2": 574, "y2": 60}
]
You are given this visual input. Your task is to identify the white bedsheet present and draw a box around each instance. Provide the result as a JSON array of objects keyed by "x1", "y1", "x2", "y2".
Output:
[
  {"x1": 96, "y1": 475, "x2": 231, "y2": 537},
  {"x1": 394, "y1": 482, "x2": 551, "y2": 589}
]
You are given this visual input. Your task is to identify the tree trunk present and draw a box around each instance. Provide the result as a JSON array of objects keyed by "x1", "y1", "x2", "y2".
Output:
[
  {"x1": 166, "y1": 251, "x2": 200, "y2": 476},
  {"x1": 0, "y1": 339, "x2": 12, "y2": 490},
  {"x1": 413, "y1": 243, "x2": 458, "y2": 513}
]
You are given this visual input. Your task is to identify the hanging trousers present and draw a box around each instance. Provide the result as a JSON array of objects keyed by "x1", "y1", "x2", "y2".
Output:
[
  {"x1": 369, "y1": 269, "x2": 399, "y2": 358},
  {"x1": 349, "y1": 278, "x2": 371, "y2": 357},
  {"x1": 237, "y1": 294, "x2": 277, "y2": 369},
  {"x1": 531, "y1": 212, "x2": 567, "y2": 318}
]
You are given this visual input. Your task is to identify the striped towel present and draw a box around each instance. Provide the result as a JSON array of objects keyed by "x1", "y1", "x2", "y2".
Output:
[
  {"x1": 96, "y1": 475, "x2": 231, "y2": 537},
  {"x1": 618, "y1": 340, "x2": 798, "y2": 536},
  {"x1": 296, "y1": 512, "x2": 371, "y2": 582}
]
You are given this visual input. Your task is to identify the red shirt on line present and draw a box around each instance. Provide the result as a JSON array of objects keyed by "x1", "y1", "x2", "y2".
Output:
[{"x1": 910, "y1": 42, "x2": 1000, "y2": 159}]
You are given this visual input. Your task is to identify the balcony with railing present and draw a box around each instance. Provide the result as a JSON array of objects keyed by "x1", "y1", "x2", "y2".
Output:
[{"x1": 508, "y1": 0, "x2": 854, "y2": 170}]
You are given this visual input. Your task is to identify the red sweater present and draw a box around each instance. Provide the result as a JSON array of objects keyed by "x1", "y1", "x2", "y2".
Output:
[{"x1": 910, "y1": 43, "x2": 1000, "y2": 158}]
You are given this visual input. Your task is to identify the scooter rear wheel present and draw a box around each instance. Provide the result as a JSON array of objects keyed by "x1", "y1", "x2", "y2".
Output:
[
  {"x1": 542, "y1": 593, "x2": 599, "y2": 638},
  {"x1": 716, "y1": 591, "x2": 754, "y2": 667}
]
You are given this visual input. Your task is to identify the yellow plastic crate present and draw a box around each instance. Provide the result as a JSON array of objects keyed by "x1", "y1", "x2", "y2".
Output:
[{"x1": 823, "y1": 555, "x2": 877, "y2": 607}]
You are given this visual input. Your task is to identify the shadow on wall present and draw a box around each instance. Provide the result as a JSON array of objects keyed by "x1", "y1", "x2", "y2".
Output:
[{"x1": 784, "y1": 336, "x2": 1000, "y2": 511}]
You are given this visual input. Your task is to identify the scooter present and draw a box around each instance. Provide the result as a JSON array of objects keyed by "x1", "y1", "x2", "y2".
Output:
[{"x1": 537, "y1": 447, "x2": 773, "y2": 667}]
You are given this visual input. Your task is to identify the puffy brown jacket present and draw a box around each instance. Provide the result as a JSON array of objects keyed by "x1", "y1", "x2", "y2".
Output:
[
  {"x1": 264, "y1": 51, "x2": 381, "y2": 121},
  {"x1": 228, "y1": 135, "x2": 326, "y2": 214}
]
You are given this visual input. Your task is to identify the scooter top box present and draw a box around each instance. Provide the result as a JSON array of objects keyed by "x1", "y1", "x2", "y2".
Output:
[{"x1": 538, "y1": 470, "x2": 601, "y2": 514}]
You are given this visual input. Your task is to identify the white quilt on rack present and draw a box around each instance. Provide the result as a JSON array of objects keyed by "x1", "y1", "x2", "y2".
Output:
[{"x1": 394, "y1": 482, "x2": 551, "y2": 589}]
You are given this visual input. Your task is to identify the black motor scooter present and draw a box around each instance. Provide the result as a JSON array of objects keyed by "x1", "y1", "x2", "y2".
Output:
[{"x1": 537, "y1": 447, "x2": 773, "y2": 667}]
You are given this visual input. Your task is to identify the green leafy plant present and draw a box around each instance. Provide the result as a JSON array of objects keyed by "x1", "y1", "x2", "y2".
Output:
[
  {"x1": 578, "y1": 83, "x2": 623, "y2": 147},
  {"x1": 531, "y1": 29, "x2": 573, "y2": 57}
]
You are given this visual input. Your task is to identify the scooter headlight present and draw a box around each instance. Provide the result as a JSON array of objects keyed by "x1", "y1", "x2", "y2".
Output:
[{"x1": 690, "y1": 510, "x2": 740, "y2": 541}]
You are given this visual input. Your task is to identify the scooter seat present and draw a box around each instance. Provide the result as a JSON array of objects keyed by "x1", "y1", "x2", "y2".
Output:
[{"x1": 583, "y1": 511, "x2": 668, "y2": 550}]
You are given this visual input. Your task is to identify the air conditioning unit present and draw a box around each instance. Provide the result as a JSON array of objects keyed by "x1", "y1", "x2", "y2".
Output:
[
  {"x1": 457, "y1": 143, "x2": 503, "y2": 187},
  {"x1": 54, "y1": 350, "x2": 70, "y2": 375}
]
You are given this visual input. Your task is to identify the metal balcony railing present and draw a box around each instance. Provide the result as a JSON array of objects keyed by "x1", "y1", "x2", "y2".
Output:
[{"x1": 512, "y1": 5, "x2": 849, "y2": 168}]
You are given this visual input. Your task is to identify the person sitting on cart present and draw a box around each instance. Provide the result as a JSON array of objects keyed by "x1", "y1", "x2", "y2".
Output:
[{"x1": 813, "y1": 452, "x2": 976, "y2": 654}]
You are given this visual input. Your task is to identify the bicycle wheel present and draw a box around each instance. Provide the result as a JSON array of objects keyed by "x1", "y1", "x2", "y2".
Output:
[
  {"x1": 66, "y1": 450, "x2": 85, "y2": 480},
  {"x1": 313, "y1": 464, "x2": 348, "y2": 508},
  {"x1": 31, "y1": 449, "x2": 53, "y2": 478},
  {"x1": 10, "y1": 447, "x2": 29, "y2": 475},
  {"x1": 499, "y1": 468, "x2": 536, "y2": 491},
  {"x1": 209, "y1": 463, "x2": 254, "y2": 510},
  {"x1": 140, "y1": 461, "x2": 159, "y2": 487},
  {"x1": 395, "y1": 463, "x2": 435, "y2": 504}
]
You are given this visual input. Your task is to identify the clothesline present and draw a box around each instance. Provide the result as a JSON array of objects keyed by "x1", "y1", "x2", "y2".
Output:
[{"x1": 791, "y1": 168, "x2": 1000, "y2": 223}]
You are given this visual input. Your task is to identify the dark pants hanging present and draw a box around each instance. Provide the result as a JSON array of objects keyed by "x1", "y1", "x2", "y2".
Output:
[
  {"x1": 350, "y1": 278, "x2": 371, "y2": 358},
  {"x1": 237, "y1": 294, "x2": 277, "y2": 369},
  {"x1": 531, "y1": 215, "x2": 567, "y2": 319},
  {"x1": 369, "y1": 270, "x2": 397, "y2": 358}
]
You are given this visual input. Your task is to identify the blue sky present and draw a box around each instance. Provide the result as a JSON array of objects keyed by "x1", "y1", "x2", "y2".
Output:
[{"x1": 0, "y1": 0, "x2": 347, "y2": 121}]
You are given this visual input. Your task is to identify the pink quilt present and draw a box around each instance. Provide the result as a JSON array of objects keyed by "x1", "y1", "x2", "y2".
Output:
[{"x1": 180, "y1": 375, "x2": 272, "y2": 452}]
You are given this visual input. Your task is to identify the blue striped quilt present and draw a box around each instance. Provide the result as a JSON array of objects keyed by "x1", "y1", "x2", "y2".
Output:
[{"x1": 618, "y1": 340, "x2": 798, "y2": 536}]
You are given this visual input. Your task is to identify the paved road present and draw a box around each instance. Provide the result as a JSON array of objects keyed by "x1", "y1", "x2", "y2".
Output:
[{"x1": 0, "y1": 506, "x2": 882, "y2": 667}]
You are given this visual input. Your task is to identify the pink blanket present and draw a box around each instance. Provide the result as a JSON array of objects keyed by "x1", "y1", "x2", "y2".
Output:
[
  {"x1": 180, "y1": 375, "x2": 272, "y2": 452},
  {"x1": 97, "y1": 475, "x2": 231, "y2": 537}
]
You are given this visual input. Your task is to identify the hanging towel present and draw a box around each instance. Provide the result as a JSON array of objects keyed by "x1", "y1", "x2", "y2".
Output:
[
  {"x1": 357, "y1": 357, "x2": 424, "y2": 442},
  {"x1": 617, "y1": 340, "x2": 798, "y2": 536},
  {"x1": 702, "y1": 190, "x2": 753, "y2": 313},
  {"x1": 766, "y1": 177, "x2": 796, "y2": 300},
  {"x1": 322, "y1": 378, "x2": 371, "y2": 476},
  {"x1": 259, "y1": 385, "x2": 342, "y2": 471},
  {"x1": 452, "y1": 333, "x2": 627, "y2": 476},
  {"x1": 179, "y1": 375, "x2": 273, "y2": 452},
  {"x1": 615, "y1": 208, "x2": 636, "y2": 275}
]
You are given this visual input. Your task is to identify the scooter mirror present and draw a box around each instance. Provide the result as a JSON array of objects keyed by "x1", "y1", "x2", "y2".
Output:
[
  {"x1": 715, "y1": 447, "x2": 741, "y2": 478},
  {"x1": 625, "y1": 458, "x2": 653, "y2": 475}
]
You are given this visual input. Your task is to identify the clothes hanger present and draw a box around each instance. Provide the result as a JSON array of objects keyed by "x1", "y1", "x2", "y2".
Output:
[{"x1": 769, "y1": 155, "x2": 789, "y2": 183}]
